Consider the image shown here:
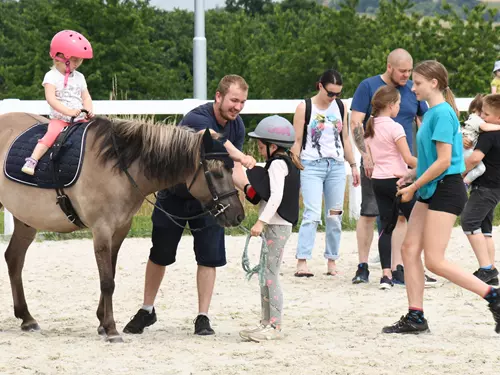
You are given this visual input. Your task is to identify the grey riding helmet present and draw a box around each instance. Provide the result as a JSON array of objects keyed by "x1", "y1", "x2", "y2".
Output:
[{"x1": 248, "y1": 115, "x2": 295, "y2": 148}]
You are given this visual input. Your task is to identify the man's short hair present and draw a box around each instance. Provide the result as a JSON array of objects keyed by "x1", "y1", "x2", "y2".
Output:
[
  {"x1": 216, "y1": 75, "x2": 248, "y2": 96},
  {"x1": 483, "y1": 94, "x2": 500, "y2": 116}
]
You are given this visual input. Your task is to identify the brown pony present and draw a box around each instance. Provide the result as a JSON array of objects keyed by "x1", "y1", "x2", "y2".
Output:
[{"x1": 0, "y1": 112, "x2": 244, "y2": 343}]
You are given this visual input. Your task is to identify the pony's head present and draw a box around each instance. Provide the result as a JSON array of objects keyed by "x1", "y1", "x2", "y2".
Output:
[{"x1": 187, "y1": 128, "x2": 245, "y2": 227}]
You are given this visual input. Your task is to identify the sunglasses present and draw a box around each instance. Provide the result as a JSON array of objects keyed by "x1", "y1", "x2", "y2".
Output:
[{"x1": 323, "y1": 86, "x2": 342, "y2": 98}]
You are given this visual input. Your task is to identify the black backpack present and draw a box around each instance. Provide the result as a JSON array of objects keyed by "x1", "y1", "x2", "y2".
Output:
[{"x1": 302, "y1": 97, "x2": 345, "y2": 150}]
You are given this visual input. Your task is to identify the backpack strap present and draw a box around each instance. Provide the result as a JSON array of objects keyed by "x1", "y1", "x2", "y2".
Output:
[
  {"x1": 302, "y1": 98, "x2": 312, "y2": 150},
  {"x1": 336, "y1": 98, "x2": 345, "y2": 148}
]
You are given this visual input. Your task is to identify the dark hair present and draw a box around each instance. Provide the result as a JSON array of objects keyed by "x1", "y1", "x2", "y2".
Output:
[
  {"x1": 468, "y1": 94, "x2": 484, "y2": 115},
  {"x1": 364, "y1": 86, "x2": 400, "y2": 139},
  {"x1": 316, "y1": 69, "x2": 342, "y2": 90}
]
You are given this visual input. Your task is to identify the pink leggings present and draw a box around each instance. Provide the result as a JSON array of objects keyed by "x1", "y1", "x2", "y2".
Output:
[{"x1": 39, "y1": 119, "x2": 69, "y2": 148}]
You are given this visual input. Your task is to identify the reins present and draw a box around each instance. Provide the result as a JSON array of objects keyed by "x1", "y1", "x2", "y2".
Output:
[{"x1": 239, "y1": 225, "x2": 269, "y2": 287}]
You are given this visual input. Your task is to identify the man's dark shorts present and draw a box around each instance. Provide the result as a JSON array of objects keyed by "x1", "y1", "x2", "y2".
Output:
[
  {"x1": 360, "y1": 166, "x2": 379, "y2": 217},
  {"x1": 461, "y1": 185, "x2": 500, "y2": 237},
  {"x1": 149, "y1": 191, "x2": 226, "y2": 267}
]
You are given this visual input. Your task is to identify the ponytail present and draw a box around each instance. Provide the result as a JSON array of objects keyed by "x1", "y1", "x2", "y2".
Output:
[
  {"x1": 364, "y1": 116, "x2": 375, "y2": 139},
  {"x1": 444, "y1": 87, "x2": 460, "y2": 117}
]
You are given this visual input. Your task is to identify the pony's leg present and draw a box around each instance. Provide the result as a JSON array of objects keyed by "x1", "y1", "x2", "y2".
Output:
[
  {"x1": 96, "y1": 222, "x2": 131, "y2": 337},
  {"x1": 4, "y1": 217, "x2": 39, "y2": 331},
  {"x1": 92, "y1": 225, "x2": 125, "y2": 343}
]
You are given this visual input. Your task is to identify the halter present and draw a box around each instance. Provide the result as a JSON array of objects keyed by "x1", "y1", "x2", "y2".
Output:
[{"x1": 186, "y1": 150, "x2": 239, "y2": 218}]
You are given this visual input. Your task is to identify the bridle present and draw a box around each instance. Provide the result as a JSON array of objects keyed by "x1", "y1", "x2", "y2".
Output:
[
  {"x1": 186, "y1": 150, "x2": 239, "y2": 218},
  {"x1": 111, "y1": 132, "x2": 239, "y2": 231}
]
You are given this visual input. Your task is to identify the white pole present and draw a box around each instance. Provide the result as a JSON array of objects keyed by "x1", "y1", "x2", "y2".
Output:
[
  {"x1": 193, "y1": 0, "x2": 207, "y2": 100},
  {"x1": 0, "y1": 99, "x2": 19, "y2": 236}
]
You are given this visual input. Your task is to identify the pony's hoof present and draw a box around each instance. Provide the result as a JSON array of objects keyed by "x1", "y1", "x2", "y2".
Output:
[
  {"x1": 106, "y1": 335, "x2": 124, "y2": 343},
  {"x1": 21, "y1": 322, "x2": 40, "y2": 332},
  {"x1": 97, "y1": 326, "x2": 106, "y2": 336}
]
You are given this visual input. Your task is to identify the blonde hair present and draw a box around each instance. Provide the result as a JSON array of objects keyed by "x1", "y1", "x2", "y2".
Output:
[
  {"x1": 216, "y1": 75, "x2": 249, "y2": 96},
  {"x1": 414, "y1": 60, "x2": 459, "y2": 117},
  {"x1": 364, "y1": 86, "x2": 400, "y2": 139},
  {"x1": 483, "y1": 94, "x2": 500, "y2": 116}
]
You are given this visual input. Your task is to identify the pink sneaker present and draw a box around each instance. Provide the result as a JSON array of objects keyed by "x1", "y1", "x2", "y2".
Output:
[{"x1": 21, "y1": 157, "x2": 38, "y2": 175}]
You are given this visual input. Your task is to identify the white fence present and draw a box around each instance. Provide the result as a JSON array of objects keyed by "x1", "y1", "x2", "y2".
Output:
[{"x1": 1, "y1": 97, "x2": 474, "y2": 236}]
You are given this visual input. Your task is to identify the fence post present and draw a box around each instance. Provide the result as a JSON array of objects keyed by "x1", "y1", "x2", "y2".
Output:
[
  {"x1": 3, "y1": 210, "x2": 14, "y2": 236},
  {"x1": 0, "y1": 99, "x2": 20, "y2": 236}
]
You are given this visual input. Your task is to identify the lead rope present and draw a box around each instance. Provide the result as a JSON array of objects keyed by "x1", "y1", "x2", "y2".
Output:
[{"x1": 239, "y1": 225, "x2": 269, "y2": 287}]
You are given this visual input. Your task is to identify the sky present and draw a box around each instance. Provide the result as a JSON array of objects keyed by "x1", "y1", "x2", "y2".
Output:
[{"x1": 149, "y1": 0, "x2": 225, "y2": 11}]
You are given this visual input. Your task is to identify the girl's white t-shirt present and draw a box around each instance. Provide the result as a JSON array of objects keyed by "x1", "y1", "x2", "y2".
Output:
[
  {"x1": 42, "y1": 68, "x2": 87, "y2": 122},
  {"x1": 301, "y1": 100, "x2": 344, "y2": 161}
]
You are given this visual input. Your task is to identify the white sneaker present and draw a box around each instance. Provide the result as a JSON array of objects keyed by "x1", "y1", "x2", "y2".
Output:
[
  {"x1": 239, "y1": 324, "x2": 267, "y2": 340},
  {"x1": 369, "y1": 253, "x2": 380, "y2": 264},
  {"x1": 247, "y1": 325, "x2": 283, "y2": 342}
]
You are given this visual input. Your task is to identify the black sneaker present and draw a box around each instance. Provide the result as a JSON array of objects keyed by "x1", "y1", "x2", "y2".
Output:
[
  {"x1": 488, "y1": 294, "x2": 500, "y2": 333},
  {"x1": 352, "y1": 263, "x2": 369, "y2": 284},
  {"x1": 487, "y1": 277, "x2": 499, "y2": 286},
  {"x1": 379, "y1": 276, "x2": 394, "y2": 290},
  {"x1": 123, "y1": 308, "x2": 157, "y2": 334},
  {"x1": 392, "y1": 265, "x2": 405, "y2": 285},
  {"x1": 194, "y1": 314, "x2": 215, "y2": 335},
  {"x1": 473, "y1": 268, "x2": 499, "y2": 284},
  {"x1": 382, "y1": 314, "x2": 430, "y2": 334},
  {"x1": 424, "y1": 273, "x2": 438, "y2": 287}
]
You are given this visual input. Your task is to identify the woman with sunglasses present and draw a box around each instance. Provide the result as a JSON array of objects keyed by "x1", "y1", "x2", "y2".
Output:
[{"x1": 291, "y1": 69, "x2": 360, "y2": 277}]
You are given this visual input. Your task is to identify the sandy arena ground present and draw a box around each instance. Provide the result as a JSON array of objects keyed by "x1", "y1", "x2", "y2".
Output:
[{"x1": 0, "y1": 228, "x2": 499, "y2": 374}]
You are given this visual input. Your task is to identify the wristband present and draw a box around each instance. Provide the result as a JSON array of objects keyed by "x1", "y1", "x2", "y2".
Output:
[{"x1": 350, "y1": 163, "x2": 357, "y2": 168}]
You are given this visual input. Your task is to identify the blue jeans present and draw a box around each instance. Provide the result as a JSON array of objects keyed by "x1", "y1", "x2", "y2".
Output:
[{"x1": 296, "y1": 158, "x2": 346, "y2": 260}]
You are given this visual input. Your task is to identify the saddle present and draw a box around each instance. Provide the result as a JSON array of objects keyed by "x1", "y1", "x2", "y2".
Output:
[{"x1": 4, "y1": 120, "x2": 93, "y2": 227}]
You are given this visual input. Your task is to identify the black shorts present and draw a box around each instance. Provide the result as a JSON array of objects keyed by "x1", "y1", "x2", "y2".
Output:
[
  {"x1": 417, "y1": 174, "x2": 467, "y2": 216},
  {"x1": 149, "y1": 192, "x2": 226, "y2": 267},
  {"x1": 461, "y1": 185, "x2": 500, "y2": 236}
]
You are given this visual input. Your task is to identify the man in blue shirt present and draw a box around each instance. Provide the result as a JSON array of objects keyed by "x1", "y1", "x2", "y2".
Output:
[
  {"x1": 124, "y1": 75, "x2": 255, "y2": 336},
  {"x1": 349, "y1": 49, "x2": 429, "y2": 285}
]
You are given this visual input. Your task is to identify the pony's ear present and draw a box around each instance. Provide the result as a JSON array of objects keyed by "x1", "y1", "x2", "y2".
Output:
[{"x1": 202, "y1": 127, "x2": 213, "y2": 153}]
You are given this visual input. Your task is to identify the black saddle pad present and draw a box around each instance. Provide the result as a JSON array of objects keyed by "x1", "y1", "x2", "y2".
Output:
[{"x1": 4, "y1": 121, "x2": 92, "y2": 189}]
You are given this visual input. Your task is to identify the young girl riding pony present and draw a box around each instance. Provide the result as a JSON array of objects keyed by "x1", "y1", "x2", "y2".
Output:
[{"x1": 22, "y1": 30, "x2": 94, "y2": 175}]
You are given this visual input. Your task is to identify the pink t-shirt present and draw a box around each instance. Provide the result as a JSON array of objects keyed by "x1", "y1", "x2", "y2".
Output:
[{"x1": 365, "y1": 117, "x2": 409, "y2": 179}]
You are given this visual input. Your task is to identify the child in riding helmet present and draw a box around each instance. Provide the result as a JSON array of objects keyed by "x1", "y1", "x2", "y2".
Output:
[
  {"x1": 22, "y1": 30, "x2": 94, "y2": 175},
  {"x1": 240, "y1": 115, "x2": 303, "y2": 342}
]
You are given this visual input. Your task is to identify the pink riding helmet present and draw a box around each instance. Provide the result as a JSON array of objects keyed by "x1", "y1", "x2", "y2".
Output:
[{"x1": 49, "y1": 30, "x2": 93, "y2": 87}]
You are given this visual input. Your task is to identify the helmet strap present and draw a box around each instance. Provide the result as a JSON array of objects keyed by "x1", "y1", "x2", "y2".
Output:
[{"x1": 53, "y1": 56, "x2": 71, "y2": 87}]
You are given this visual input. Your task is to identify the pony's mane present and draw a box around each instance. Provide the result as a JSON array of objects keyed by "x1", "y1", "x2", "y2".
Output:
[{"x1": 91, "y1": 117, "x2": 202, "y2": 182}]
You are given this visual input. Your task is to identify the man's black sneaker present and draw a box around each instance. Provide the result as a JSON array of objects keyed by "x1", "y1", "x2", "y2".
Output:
[
  {"x1": 352, "y1": 263, "x2": 369, "y2": 284},
  {"x1": 123, "y1": 308, "x2": 157, "y2": 334},
  {"x1": 473, "y1": 268, "x2": 499, "y2": 284},
  {"x1": 382, "y1": 314, "x2": 430, "y2": 334},
  {"x1": 487, "y1": 277, "x2": 499, "y2": 286},
  {"x1": 488, "y1": 299, "x2": 500, "y2": 334},
  {"x1": 392, "y1": 265, "x2": 405, "y2": 285},
  {"x1": 194, "y1": 315, "x2": 215, "y2": 335}
]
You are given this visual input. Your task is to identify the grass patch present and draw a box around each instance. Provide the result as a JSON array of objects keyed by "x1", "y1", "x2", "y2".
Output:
[{"x1": 2, "y1": 188, "x2": 500, "y2": 240}]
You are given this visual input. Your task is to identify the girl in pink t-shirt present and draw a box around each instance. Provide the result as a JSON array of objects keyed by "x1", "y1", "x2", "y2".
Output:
[{"x1": 364, "y1": 86, "x2": 417, "y2": 290}]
